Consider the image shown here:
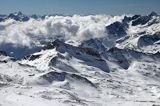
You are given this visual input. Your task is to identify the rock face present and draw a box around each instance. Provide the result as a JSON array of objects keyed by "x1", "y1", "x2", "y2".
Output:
[
  {"x1": 106, "y1": 21, "x2": 127, "y2": 37},
  {"x1": 103, "y1": 47, "x2": 160, "y2": 69},
  {"x1": 0, "y1": 11, "x2": 42, "y2": 22},
  {"x1": 38, "y1": 71, "x2": 96, "y2": 87},
  {"x1": 7, "y1": 11, "x2": 30, "y2": 21},
  {"x1": 0, "y1": 51, "x2": 7, "y2": 56},
  {"x1": 131, "y1": 12, "x2": 158, "y2": 26},
  {"x1": 138, "y1": 33, "x2": 160, "y2": 47},
  {"x1": 80, "y1": 38, "x2": 106, "y2": 53},
  {"x1": 43, "y1": 39, "x2": 101, "y2": 58}
]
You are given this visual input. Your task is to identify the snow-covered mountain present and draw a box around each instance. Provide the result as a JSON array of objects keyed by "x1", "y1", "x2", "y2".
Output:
[
  {"x1": 0, "y1": 11, "x2": 41, "y2": 22},
  {"x1": 0, "y1": 12, "x2": 160, "y2": 106}
]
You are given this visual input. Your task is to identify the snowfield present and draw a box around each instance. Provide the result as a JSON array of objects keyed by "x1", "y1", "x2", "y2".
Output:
[{"x1": 0, "y1": 12, "x2": 160, "y2": 106}]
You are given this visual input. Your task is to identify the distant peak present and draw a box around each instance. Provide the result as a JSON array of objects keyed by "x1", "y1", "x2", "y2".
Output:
[
  {"x1": 16, "y1": 11, "x2": 23, "y2": 15},
  {"x1": 9, "y1": 11, "x2": 24, "y2": 16},
  {"x1": 7, "y1": 11, "x2": 29, "y2": 21},
  {"x1": 149, "y1": 11, "x2": 158, "y2": 17}
]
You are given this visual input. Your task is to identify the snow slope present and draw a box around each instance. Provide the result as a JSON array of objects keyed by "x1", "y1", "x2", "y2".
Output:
[{"x1": 0, "y1": 12, "x2": 160, "y2": 106}]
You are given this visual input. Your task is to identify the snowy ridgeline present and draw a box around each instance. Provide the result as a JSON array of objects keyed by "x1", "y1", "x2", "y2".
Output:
[{"x1": 0, "y1": 12, "x2": 160, "y2": 106}]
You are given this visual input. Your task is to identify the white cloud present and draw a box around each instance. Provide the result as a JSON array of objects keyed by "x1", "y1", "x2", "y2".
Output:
[{"x1": 0, "y1": 14, "x2": 124, "y2": 58}]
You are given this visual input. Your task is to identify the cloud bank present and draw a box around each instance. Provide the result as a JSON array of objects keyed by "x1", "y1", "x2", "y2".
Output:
[{"x1": 0, "y1": 15, "x2": 124, "y2": 46}]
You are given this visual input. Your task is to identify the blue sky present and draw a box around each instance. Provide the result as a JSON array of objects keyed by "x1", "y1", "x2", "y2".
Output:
[{"x1": 0, "y1": 0, "x2": 160, "y2": 15}]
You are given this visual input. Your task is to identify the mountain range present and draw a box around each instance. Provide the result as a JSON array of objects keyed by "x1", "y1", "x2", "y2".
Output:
[{"x1": 0, "y1": 12, "x2": 160, "y2": 106}]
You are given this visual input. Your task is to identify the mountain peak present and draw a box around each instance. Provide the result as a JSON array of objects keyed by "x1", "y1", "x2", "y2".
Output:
[
  {"x1": 9, "y1": 11, "x2": 24, "y2": 17},
  {"x1": 149, "y1": 11, "x2": 158, "y2": 17},
  {"x1": 8, "y1": 11, "x2": 29, "y2": 21},
  {"x1": 15, "y1": 11, "x2": 23, "y2": 16},
  {"x1": 43, "y1": 39, "x2": 65, "y2": 50}
]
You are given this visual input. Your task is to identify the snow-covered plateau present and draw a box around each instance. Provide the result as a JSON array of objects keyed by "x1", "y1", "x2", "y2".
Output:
[{"x1": 0, "y1": 12, "x2": 160, "y2": 106}]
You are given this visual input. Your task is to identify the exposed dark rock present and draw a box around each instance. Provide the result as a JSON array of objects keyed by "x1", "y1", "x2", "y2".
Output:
[
  {"x1": 39, "y1": 71, "x2": 96, "y2": 88},
  {"x1": 104, "y1": 47, "x2": 130, "y2": 69},
  {"x1": 40, "y1": 71, "x2": 66, "y2": 83},
  {"x1": 0, "y1": 51, "x2": 7, "y2": 56},
  {"x1": 106, "y1": 21, "x2": 127, "y2": 37},
  {"x1": 131, "y1": 15, "x2": 141, "y2": 21},
  {"x1": 138, "y1": 33, "x2": 160, "y2": 47},
  {"x1": 28, "y1": 54, "x2": 41, "y2": 61},
  {"x1": 43, "y1": 39, "x2": 64, "y2": 50},
  {"x1": 103, "y1": 47, "x2": 160, "y2": 69},
  {"x1": 80, "y1": 38, "x2": 106, "y2": 53},
  {"x1": 8, "y1": 11, "x2": 29, "y2": 22},
  {"x1": 132, "y1": 12, "x2": 158, "y2": 26},
  {"x1": 43, "y1": 39, "x2": 101, "y2": 58}
]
